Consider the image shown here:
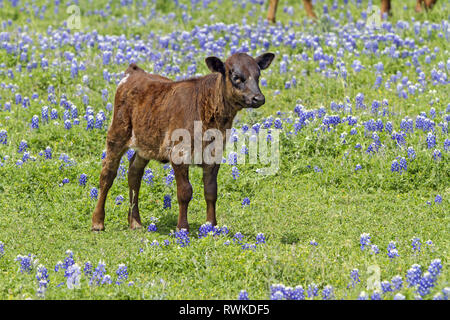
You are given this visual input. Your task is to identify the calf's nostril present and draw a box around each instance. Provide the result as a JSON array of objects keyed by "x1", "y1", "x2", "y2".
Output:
[{"x1": 252, "y1": 95, "x2": 265, "y2": 104}]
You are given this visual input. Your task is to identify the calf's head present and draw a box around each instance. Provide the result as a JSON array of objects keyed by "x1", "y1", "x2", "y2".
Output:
[{"x1": 205, "y1": 52, "x2": 275, "y2": 109}]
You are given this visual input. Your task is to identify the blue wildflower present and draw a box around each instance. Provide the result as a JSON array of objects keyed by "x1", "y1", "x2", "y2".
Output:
[
  {"x1": 238, "y1": 290, "x2": 249, "y2": 300},
  {"x1": 163, "y1": 194, "x2": 171, "y2": 209}
]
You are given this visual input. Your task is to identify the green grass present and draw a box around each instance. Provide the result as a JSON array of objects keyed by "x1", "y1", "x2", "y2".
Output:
[{"x1": 0, "y1": 0, "x2": 448, "y2": 300}]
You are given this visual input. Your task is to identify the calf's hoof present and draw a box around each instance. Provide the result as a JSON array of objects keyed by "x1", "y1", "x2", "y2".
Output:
[
  {"x1": 176, "y1": 225, "x2": 190, "y2": 233},
  {"x1": 91, "y1": 223, "x2": 105, "y2": 232},
  {"x1": 129, "y1": 220, "x2": 143, "y2": 230}
]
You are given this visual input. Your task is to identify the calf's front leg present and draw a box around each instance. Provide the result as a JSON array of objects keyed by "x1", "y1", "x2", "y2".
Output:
[
  {"x1": 202, "y1": 164, "x2": 220, "y2": 226},
  {"x1": 172, "y1": 164, "x2": 192, "y2": 231}
]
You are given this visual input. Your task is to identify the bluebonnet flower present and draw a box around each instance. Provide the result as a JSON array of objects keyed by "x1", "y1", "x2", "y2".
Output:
[
  {"x1": 391, "y1": 159, "x2": 400, "y2": 173},
  {"x1": 71, "y1": 106, "x2": 78, "y2": 119},
  {"x1": 0, "y1": 130, "x2": 7, "y2": 145},
  {"x1": 309, "y1": 239, "x2": 318, "y2": 246},
  {"x1": 84, "y1": 262, "x2": 93, "y2": 277},
  {"x1": 42, "y1": 146, "x2": 52, "y2": 160},
  {"x1": 241, "y1": 243, "x2": 256, "y2": 251},
  {"x1": 50, "y1": 108, "x2": 58, "y2": 120},
  {"x1": 238, "y1": 290, "x2": 249, "y2": 300},
  {"x1": 426, "y1": 132, "x2": 436, "y2": 149},
  {"x1": 417, "y1": 272, "x2": 434, "y2": 297},
  {"x1": 36, "y1": 265, "x2": 49, "y2": 285},
  {"x1": 0, "y1": 241, "x2": 4, "y2": 257},
  {"x1": 432, "y1": 149, "x2": 441, "y2": 161},
  {"x1": 444, "y1": 139, "x2": 450, "y2": 152},
  {"x1": 95, "y1": 114, "x2": 104, "y2": 129},
  {"x1": 115, "y1": 195, "x2": 124, "y2": 205},
  {"x1": 270, "y1": 284, "x2": 286, "y2": 300},
  {"x1": 18, "y1": 140, "x2": 28, "y2": 153},
  {"x1": 288, "y1": 286, "x2": 305, "y2": 300},
  {"x1": 173, "y1": 229, "x2": 190, "y2": 247},
  {"x1": 387, "y1": 241, "x2": 399, "y2": 259},
  {"x1": 307, "y1": 283, "x2": 319, "y2": 298},
  {"x1": 360, "y1": 233, "x2": 371, "y2": 251},
  {"x1": 89, "y1": 261, "x2": 107, "y2": 286},
  {"x1": 163, "y1": 194, "x2": 171, "y2": 209},
  {"x1": 22, "y1": 151, "x2": 30, "y2": 163},
  {"x1": 64, "y1": 120, "x2": 72, "y2": 130},
  {"x1": 313, "y1": 166, "x2": 323, "y2": 173},
  {"x1": 90, "y1": 187, "x2": 98, "y2": 200},
  {"x1": 442, "y1": 288, "x2": 450, "y2": 300},
  {"x1": 391, "y1": 131, "x2": 406, "y2": 147},
  {"x1": 274, "y1": 118, "x2": 283, "y2": 129},
  {"x1": 321, "y1": 285, "x2": 334, "y2": 300},
  {"x1": 407, "y1": 147, "x2": 416, "y2": 160},
  {"x1": 348, "y1": 269, "x2": 361, "y2": 288},
  {"x1": 31, "y1": 115, "x2": 39, "y2": 129},
  {"x1": 371, "y1": 100, "x2": 380, "y2": 114},
  {"x1": 411, "y1": 237, "x2": 421, "y2": 252},
  {"x1": 36, "y1": 271, "x2": 49, "y2": 296},
  {"x1": 16, "y1": 254, "x2": 34, "y2": 273},
  {"x1": 391, "y1": 275, "x2": 403, "y2": 291},
  {"x1": 425, "y1": 240, "x2": 435, "y2": 251},
  {"x1": 82, "y1": 95, "x2": 89, "y2": 106},
  {"x1": 101, "y1": 274, "x2": 113, "y2": 285},
  {"x1": 126, "y1": 149, "x2": 135, "y2": 161},
  {"x1": 231, "y1": 166, "x2": 240, "y2": 180},
  {"x1": 399, "y1": 157, "x2": 407, "y2": 172},
  {"x1": 86, "y1": 115, "x2": 94, "y2": 130},
  {"x1": 406, "y1": 264, "x2": 422, "y2": 287},
  {"x1": 381, "y1": 281, "x2": 393, "y2": 294},
  {"x1": 370, "y1": 291, "x2": 382, "y2": 300},
  {"x1": 57, "y1": 250, "x2": 75, "y2": 271},
  {"x1": 198, "y1": 222, "x2": 214, "y2": 238},
  {"x1": 428, "y1": 259, "x2": 442, "y2": 280},
  {"x1": 435, "y1": 195, "x2": 442, "y2": 204},
  {"x1": 116, "y1": 264, "x2": 128, "y2": 285},
  {"x1": 233, "y1": 232, "x2": 244, "y2": 245},
  {"x1": 241, "y1": 197, "x2": 250, "y2": 207},
  {"x1": 256, "y1": 233, "x2": 266, "y2": 245},
  {"x1": 271, "y1": 290, "x2": 284, "y2": 300},
  {"x1": 65, "y1": 264, "x2": 81, "y2": 289},
  {"x1": 143, "y1": 169, "x2": 154, "y2": 185},
  {"x1": 385, "y1": 121, "x2": 393, "y2": 134},
  {"x1": 165, "y1": 171, "x2": 175, "y2": 186},
  {"x1": 198, "y1": 223, "x2": 228, "y2": 238},
  {"x1": 61, "y1": 178, "x2": 69, "y2": 186},
  {"x1": 355, "y1": 164, "x2": 362, "y2": 172},
  {"x1": 147, "y1": 223, "x2": 157, "y2": 232},
  {"x1": 79, "y1": 173, "x2": 87, "y2": 186}
]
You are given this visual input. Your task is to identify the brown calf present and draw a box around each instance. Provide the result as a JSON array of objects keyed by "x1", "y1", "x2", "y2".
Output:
[
  {"x1": 267, "y1": 0, "x2": 438, "y2": 23},
  {"x1": 91, "y1": 52, "x2": 275, "y2": 232}
]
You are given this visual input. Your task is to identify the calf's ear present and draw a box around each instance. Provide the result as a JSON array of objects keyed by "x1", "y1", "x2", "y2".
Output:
[
  {"x1": 205, "y1": 56, "x2": 225, "y2": 74},
  {"x1": 255, "y1": 53, "x2": 275, "y2": 70}
]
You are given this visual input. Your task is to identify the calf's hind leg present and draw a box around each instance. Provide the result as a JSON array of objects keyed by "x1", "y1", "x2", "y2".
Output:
[
  {"x1": 127, "y1": 153, "x2": 149, "y2": 229},
  {"x1": 172, "y1": 164, "x2": 192, "y2": 232},
  {"x1": 203, "y1": 164, "x2": 220, "y2": 226}
]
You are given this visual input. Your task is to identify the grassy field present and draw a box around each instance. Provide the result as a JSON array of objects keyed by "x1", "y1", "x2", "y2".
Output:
[{"x1": 0, "y1": 0, "x2": 448, "y2": 300}]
